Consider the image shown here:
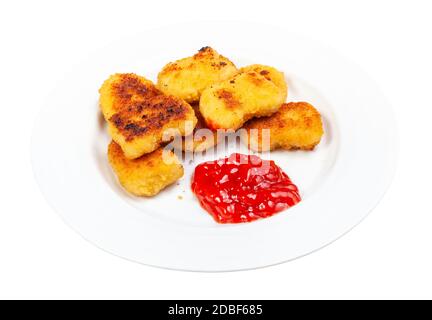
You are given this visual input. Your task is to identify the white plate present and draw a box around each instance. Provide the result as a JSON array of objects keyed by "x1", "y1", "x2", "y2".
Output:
[{"x1": 32, "y1": 22, "x2": 398, "y2": 271}]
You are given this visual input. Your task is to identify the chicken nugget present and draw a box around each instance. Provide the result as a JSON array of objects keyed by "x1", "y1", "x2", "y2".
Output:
[
  {"x1": 199, "y1": 71, "x2": 285, "y2": 130},
  {"x1": 99, "y1": 73, "x2": 197, "y2": 159},
  {"x1": 239, "y1": 64, "x2": 288, "y2": 101},
  {"x1": 242, "y1": 102, "x2": 324, "y2": 151},
  {"x1": 157, "y1": 47, "x2": 238, "y2": 103},
  {"x1": 108, "y1": 141, "x2": 184, "y2": 197}
]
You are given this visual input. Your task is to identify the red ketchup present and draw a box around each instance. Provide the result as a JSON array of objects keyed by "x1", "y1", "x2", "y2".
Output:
[{"x1": 191, "y1": 153, "x2": 301, "y2": 224}]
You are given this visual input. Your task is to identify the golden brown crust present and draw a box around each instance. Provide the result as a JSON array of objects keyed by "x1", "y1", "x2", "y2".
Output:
[
  {"x1": 99, "y1": 73, "x2": 197, "y2": 159},
  {"x1": 215, "y1": 89, "x2": 241, "y2": 110},
  {"x1": 108, "y1": 141, "x2": 184, "y2": 197},
  {"x1": 243, "y1": 102, "x2": 324, "y2": 151},
  {"x1": 199, "y1": 71, "x2": 285, "y2": 130},
  {"x1": 245, "y1": 71, "x2": 267, "y2": 86},
  {"x1": 157, "y1": 47, "x2": 238, "y2": 103},
  {"x1": 99, "y1": 73, "x2": 160, "y2": 118},
  {"x1": 110, "y1": 73, "x2": 161, "y2": 109},
  {"x1": 108, "y1": 94, "x2": 194, "y2": 142},
  {"x1": 239, "y1": 64, "x2": 288, "y2": 101}
]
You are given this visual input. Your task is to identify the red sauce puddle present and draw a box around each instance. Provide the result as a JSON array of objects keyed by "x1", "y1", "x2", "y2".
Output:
[{"x1": 191, "y1": 153, "x2": 301, "y2": 224}]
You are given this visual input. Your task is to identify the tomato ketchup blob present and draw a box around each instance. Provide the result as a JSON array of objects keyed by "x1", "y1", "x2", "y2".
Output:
[{"x1": 191, "y1": 153, "x2": 301, "y2": 224}]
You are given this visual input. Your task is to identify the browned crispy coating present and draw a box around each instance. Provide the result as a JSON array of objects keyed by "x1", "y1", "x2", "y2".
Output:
[
  {"x1": 157, "y1": 47, "x2": 238, "y2": 103},
  {"x1": 242, "y1": 102, "x2": 324, "y2": 151},
  {"x1": 239, "y1": 64, "x2": 288, "y2": 101},
  {"x1": 108, "y1": 141, "x2": 184, "y2": 196},
  {"x1": 199, "y1": 71, "x2": 286, "y2": 130},
  {"x1": 99, "y1": 73, "x2": 197, "y2": 159}
]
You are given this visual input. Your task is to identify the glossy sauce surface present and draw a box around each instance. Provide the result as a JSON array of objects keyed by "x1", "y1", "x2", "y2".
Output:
[{"x1": 191, "y1": 153, "x2": 301, "y2": 223}]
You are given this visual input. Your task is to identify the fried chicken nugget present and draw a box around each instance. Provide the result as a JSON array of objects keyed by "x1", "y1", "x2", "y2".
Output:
[
  {"x1": 242, "y1": 102, "x2": 324, "y2": 151},
  {"x1": 108, "y1": 141, "x2": 184, "y2": 197},
  {"x1": 157, "y1": 47, "x2": 238, "y2": 103},
  {"x1": 239, "y1": 64, "x2": 288, "y2": 101},
  {"x1": 199, "y1": 71, "x2": 286, "y2": 130},
  {"x1": 99, "y1": 73, "x2": 197, "y2": 159}
]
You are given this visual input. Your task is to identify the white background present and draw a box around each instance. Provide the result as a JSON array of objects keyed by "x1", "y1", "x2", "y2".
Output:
[{"x1": 0, "y1": 0, "x2": 431, "y2": 300}]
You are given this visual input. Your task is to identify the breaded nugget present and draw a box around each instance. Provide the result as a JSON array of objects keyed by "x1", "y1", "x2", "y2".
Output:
[
  {"x1": 170, "y1": 104, "x2": 219, "y2": 152},
  {"x1": 99, "y1": 73, "x2": 197, "y2": 159},
  {"x1": 199, "y1": 71, "x2": 285, "y2": 130},
  {"x1": 239, "y1": 64, "x2": 288, "y2": 101},
  {"x1": 242, "y1": 102, "x2": 324, "y2": 151},
  {"x1": 99, "y1": 73, "x2": 158, "y2": 120},
  {"x1": 157, "y1": 47, "x2": 238, "y2": 103},
  {"x1": 108, "y1": 141, "x2": 184, "y2": 197}
]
